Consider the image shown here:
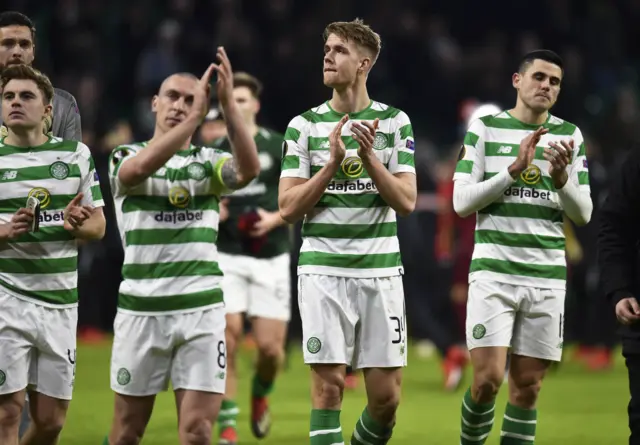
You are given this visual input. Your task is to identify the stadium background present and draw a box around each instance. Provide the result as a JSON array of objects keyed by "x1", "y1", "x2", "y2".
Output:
[{"x1": 6, "y1": 0, "x2": 638, "y2": 442}]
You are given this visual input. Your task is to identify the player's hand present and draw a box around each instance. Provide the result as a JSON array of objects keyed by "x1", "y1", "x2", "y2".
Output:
[
  {"x1": 219, "y1": 198, "x2": 230, "y2": 223},
  {"x1": 544, "y1": 139, "x2": 573, "y2": 188},
  {"x1": 213, "y1": 47, "x2": 234, "y2": 108},
  {"x1": 192, "y1": 64, "x2": 216, "y2": 122},
  {"x1": 616, "y1": 297, "x2": 640, "y2": 325},
  {"x1": 250, "y1": 208, "x2": 282, "y2": 238},
  {"x1": 353, "y1": 118, "x2": 380, "y2": 161},
  {"x1": 510, "y1": 127, "x2": 549, "y2": 175},
  {"x1": 329, "y1": 115, "x2": 349, "y2": 164},
  {"x1": 64, "y1": 193, "x2": 94, "y2": 231},
  {"x1": 0, "y1": 208, "x2": 34, "y2": 240}
]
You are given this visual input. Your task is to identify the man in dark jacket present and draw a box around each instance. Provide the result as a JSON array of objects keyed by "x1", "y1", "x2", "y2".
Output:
[
  {"x1": 598, "y1": 147, "x2": 640, "y2": 444},
  {"x1": 0, "y1": 10, "x2": 82, "y2": 438}
]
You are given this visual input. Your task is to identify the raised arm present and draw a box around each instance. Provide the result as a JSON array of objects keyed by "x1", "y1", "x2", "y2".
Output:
[{"x1": 117, "y1": 65, "x2": 216, "y2": 188}]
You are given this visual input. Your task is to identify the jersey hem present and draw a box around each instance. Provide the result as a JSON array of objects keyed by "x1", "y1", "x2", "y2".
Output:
[
  {"x1": 0, "y1": 284, "x2": 78, "y2": 309},
  {"x1": 297, "y1": 265, "x2": 404, "y2": 278},
  {"x1": 116, "y1": 302, "x2": 225, "y2": 316}
]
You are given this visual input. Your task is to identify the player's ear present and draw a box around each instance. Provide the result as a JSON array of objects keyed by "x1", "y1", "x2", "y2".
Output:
[
  {"x1": 512, "y1": 72, "x2": 521, "y2": 89},
  {"x1": 255, "y1": 99, "x2": 261, "y2": 115},
  {"x1": 358, "y1": 57, "x2": 371, "y2": 74},
  {"x1": 151, "y1": 95, "x2": 158, "y2": 112}
]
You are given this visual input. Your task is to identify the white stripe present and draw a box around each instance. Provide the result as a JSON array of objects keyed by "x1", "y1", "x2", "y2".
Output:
[
  {"x1": 351, "y1": 428, "x2": 374, "y2": 445},
  {"x1": 0, "y1": 241, "x2": 76, "y2": 260},
  {"x1": 503, "y1": 414, "x2": 537, "y2": 424},
  {"x1": 469, "y1": 270, "x2": 565, "y2": 289},
  {"x1": 307, "y1": 207, "x2": 396, "y2": 225},
  {"x1": 300, "y1": 236, "x2": 399, "y2": 256},
  {"x1": 461, "y1": 416, "x2": 494, "y2": 428},
  {"x1": 308, "y1": 117, "x2": 404, "y2": 138},
  {"x1": 462, "y1": 398, "x2": 495, "y2": 415},
  {"x1": 123, "y1": 243, "x2": 220, "y2": 265},
  {"x1": 460, "y1": 431, "x2": 490, "y2": 441},
  {"x1": 476, "y1": 214, "x2": 563, "y2": 238},
  {"x1": 484, "y1": 128, "x2": 574, "y2": 146},
  {"x1": 309, "y1": 426, "x2": 342, "y2": 437},
  {"x1": 119, "y1": 275, "x2": 222, "y2": 297},
  {"x1": 358, "y1": 416, "x2": 380, "y2": 439},
  {"x1": 472, "y1": 243, "x2": 566, "y2": 267},
  {"x1": 500, "y1": 431, "x2": 536, "y2": 441},
  {"x1": 1, "y1": 271, "x2": 76, "y2": 291},
  {"x1": 121, "y1": 210, "x2": 218, "y2": 231}
]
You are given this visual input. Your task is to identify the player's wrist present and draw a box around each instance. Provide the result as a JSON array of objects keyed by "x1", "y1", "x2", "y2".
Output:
[
  {"x1": 508, "y1": 162, "x2": 525, "y2": 178},
  {"x1": 552, "y1": 171, "x2": 569, "y2": 189}
]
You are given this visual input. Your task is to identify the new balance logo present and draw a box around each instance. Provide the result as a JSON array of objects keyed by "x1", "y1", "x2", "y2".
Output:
[
  {"x1": 319, "y1": 141, "x2": 330, "y2": 149},
  {"x1": 1, "y1": 170, "x2": 17, "y2": 180},
  {"x1": 497, "y1": 146, "x2": 512, "y2": 154}
]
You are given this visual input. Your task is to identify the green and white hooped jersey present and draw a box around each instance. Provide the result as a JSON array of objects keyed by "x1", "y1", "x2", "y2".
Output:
[
  {"x1": 453, "y1": 111, "x2": 591, "y2": 290},
  {"x1": 280, "y1": 100, "x2": 416, "y2": 278},
  {"x1": 0, "y1": 136, "x2": 104, "y2": 307},
  {"x1": 109, "y1": 143, "x2": 232, "y2": 315}
]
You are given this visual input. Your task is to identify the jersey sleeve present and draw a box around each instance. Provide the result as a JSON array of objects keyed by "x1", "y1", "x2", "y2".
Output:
[
  {"x1": 209, "y1": 148, "x2": 234, "y2": 196},
  {"x1": 280, "y1": 115, "x2": 310, "y2": 179},
  {"x1": 108, "y1": 145, "x2": 140, "y2": 196},
  {"x1": 570, "y1": 127, "x2": 591, "y2": 193},
  {"x1": 77, "y1": 142, "x2": 105, "y2": 208},
  {"x1": 453, "y1": 119, "x2": 486, "y2": 184},
  {"x1": 388, "y1": 111, "x2": 416, "y2": 175}
]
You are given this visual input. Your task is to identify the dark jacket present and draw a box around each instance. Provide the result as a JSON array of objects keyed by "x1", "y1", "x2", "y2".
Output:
[
  {"x1": 597, "y1": 148, "x2": 640, "y2": 351},
  {"x1": 0, "y1": 87, "x2": 82, "y2": 141}
]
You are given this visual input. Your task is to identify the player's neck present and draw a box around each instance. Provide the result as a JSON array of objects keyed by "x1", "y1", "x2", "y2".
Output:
[
  {"x1": 509, "y1": 104, "x2": 548, "y2": 126},
  {"x1": 329, "y1": 84, "x2": 371, "y2": 114},
  {"x1": 4, "y1": 128, "x2": 48, "y2": 148}
]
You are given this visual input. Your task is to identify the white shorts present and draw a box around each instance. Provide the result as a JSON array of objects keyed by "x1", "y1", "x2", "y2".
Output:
[
  {"x1": 0, "y1": 292, "x2": 77, "y2": 400},
  {"x1": 110, "y1": 307, "x2": 227, "y2": 396},
  {"x1": 466, "y1": 280, "x2": 565, "y2": 361},
  {"x1": 298, "y1": 274, "x2": 407, "y2": 369},
  {"x1": 218, "y1": 252, "x2": 291, "y2": 321}
]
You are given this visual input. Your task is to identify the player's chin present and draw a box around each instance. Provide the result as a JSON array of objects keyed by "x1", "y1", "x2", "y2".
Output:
[{"x1": 323, "y1": 72, "x2": 342, "y2": 88}]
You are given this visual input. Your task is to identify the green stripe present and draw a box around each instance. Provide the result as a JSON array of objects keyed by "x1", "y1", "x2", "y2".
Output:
[
  {"x1": 470, "y1": 258, "x2": 566, "y2": 280},
  {"x1": 455, "y1": 160, "x2": 473, "y2": 174},
  {"x1": 284, "y1": 127, "x2": 301, "y2": 142},
  {"x1": 118, "y1": 288, "x2": 223, "y2": 312},
  {"x1": 13, "y1": 226, "x2": 74, "y2": 243},
  {"x1": 578, "y1": 142, "x2": 586, "y2": 157},
  {"x1": 0, "y1": 277, "x2": 76, "y2": 304},
  {"x1": 398, "y1": 151, "x2": 414, "y2": 167},
  {"x1": 0, "y1": 164, "x2": 81, "y2": 183},
  {"x1": 0, "y1": 257, "x2": 77, "y2": 274},
  {"x1": 308, "y1": 135, "x2": 386, "y2": 151},
  {"x1": 90, "y1": 184, "x2": 103, "y2": 202},
  {"x1": 484, "y1": 172, "x2": 555, "y2": 192},
  {"x1": 399, "y1": 124, "x2": 413, "y2": 139},
  {"x1": 311, "y1": 164, "x2": 371, "y2": 180},
  {"x1": 475, "y1": 229, "x2": 565, "y2": 250},
  {"x1": 0, "y1": 194, "x2": 76, "y2": 212},
  {"x1": 121, "y1": 195, "x2": 219, "y2": 213},
  {"x1": 282, "y1": 155, "x2": 300, "y2": 170},
  {"x1": 479, "y1": 202, "x2": 563, "y2": 222},
  {"x1": 0, "y1": 139, "x2": 78, "y2": 156},
  {"x1": 302, "y1": 222, "x2": 396, "y2": 239},
  {"x1": 464, "y1": 132, "x2": 479, "y2": 147},
  {"x1": 299, "y1": 251, "x2": 401, "y2": 269},
  {"x1": 155, "y1": 161, "x2": 213, "y2": 181},
  {"x1": 125, "y1": 228, "x2": 217, "y2": 245},
  {"x1": 578, "y1": 171, "x2": 589, "y2": 185},
  {"x1": 301, "y1": 105, "x2": 400, "y2": 124},
  {"x1": 482, "y1": 115, "x2": 576, "y2": 134},
  {"x1": 122, "y1": 260, "x2": 222, "y2": 280},
  {"x1": 316, "y1": 193, "x2": 387, "y2": 208}
]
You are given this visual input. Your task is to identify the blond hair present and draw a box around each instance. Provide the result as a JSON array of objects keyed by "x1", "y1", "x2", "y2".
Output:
[{"x1": 323, "y1": 18, "x2": 382, "y2": 65}]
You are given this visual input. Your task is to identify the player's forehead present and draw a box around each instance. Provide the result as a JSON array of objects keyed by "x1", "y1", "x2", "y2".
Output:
[
  {"x1": 324, "y1": 33, "x2": 357, "y2": 52},
  {"x1": 525, "y1": 59, "x2": 563, "y2": 79},
  {"x1": 233, "y1": 86, "x2": 253, "y2": 99},
  {"x1": 159, "y1": 74, "x2": 197, "y2": 96},
  {"x1": 2, "y1": 78, "x2": 39, "y2": 95},
  {"x1": 0, "y1": 25, "x2": 32, "y2": 42}
]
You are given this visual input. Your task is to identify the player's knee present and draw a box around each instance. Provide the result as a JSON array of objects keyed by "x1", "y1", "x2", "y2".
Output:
[
  {"x1": 0, "y1": 396, "x2": 22, "y2": 428},
  {"x1": 368, "y1": 390, "x2": 400, "y2": 425},
  {"x1": 257, "y1": 340, "x2": 283, "y2": 363},
  {"x1": 509, "y1": 375, "x2": 542, "y2": 409},
  {"x1": 311, "y1": 367, "x2": 345, "y2": 409},
  {"x1": 180, "y1": 417, "x2": 212, "y2": 445},
  {"x1": 473, "y1": 370, "x2": 503, "y2": 403}
]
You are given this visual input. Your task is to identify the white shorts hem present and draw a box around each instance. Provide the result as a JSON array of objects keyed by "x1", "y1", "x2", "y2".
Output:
[
  {"x1": 510, "y1": 349, "x2": 562, "y2": 362},
  {"x1": 111, "y1": 386, "x2": 164, "y2": 397},
  {"x1": 30, "y1": 387, "x2": 73, "y2": 401},
  {"x1": 171, "y1": 385, "x2": 224, "y2": 394}
]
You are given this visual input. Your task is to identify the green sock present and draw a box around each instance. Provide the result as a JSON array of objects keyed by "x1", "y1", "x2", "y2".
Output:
[
  {"x1": 350, "y1": 407, "x2": 393, "y2": 444},
  {"x1": 500, "y1": 402, "x2": 537, "y2": 444},
  {"x1": 310, "y1": 409, "x2": 342, "y2": 444},
  {"x1": 460, "y1": 387, "x2": 495, "y2": 445},
  {"x1": 252, "y1": 374, "x2": 274, "y2": 398},
  {"x1": 218, "y1": 399, "x2": 239, "y2": 432},
  {"x1": 102, "y1": 437, "x2": 109, "y2": 445}
]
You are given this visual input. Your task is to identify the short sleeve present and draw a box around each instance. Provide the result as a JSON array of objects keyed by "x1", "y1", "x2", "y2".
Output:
[
  {"x1": 77, "y1": 142, "x2": 105, "y2": 208},
  {"x1": 108, "y1": 145, "x2": 140, "y2": 196},
  {"x1": 280, "y1": 115, "x2": 310, "y2": 179},
  {"x1": 453, "y1": 119, "x2": 486, "y2": 184},
  {"x1": 388, "y1": 111, "x2": 415, "y2": 175},
  {"x1": 570, "y1": 127, "x2": 591, "y2": 193}
]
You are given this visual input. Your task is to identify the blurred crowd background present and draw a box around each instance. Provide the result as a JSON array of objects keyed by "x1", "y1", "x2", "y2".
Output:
[{"x1": 6, "y1": 0, "x2": 639, "y2": 386}]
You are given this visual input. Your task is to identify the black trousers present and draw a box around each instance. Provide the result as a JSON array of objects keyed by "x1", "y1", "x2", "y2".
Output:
[{"x1": 625, "y1": 351, "x2": 640, "y2": 444}]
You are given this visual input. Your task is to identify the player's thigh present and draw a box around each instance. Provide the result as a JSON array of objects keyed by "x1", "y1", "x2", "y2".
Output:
[
  {"x1": 298, "y1": 274, "x2": 355, "y2": 366},
  {"x1": 362, "y1": 367, "x2": 402, "y2": 409},
  {"x1": 466, "y1": 280, "x2": 517, "y2": 350},
  {"x1": 31, "y1": 306, "x2": 77, "y2": 401},
  {"x1": 171, "y1": 307, "x2": 227, "y2": 394},
  {"x1": 174, "y1": 389, "x2": 223, "y2": 431},
  {"x1": 110, "y1": 312, "x2": 173, "y2": 396},
  {"x1": 0, "y1": 293, "x2": 36, "y2": 397},
  {"x1": 248, "y1": 253, "x2": 291, "y2": 322},
  {"x1": 354, "y1": 276, "x2": 407, "y2": 370},
  {"x1": 512, "y1": 288, "x2": 565, "y2": 362},
  {"x1": 27, "y1": 390, "x2": 69, "y2": 430},
  {"x1": 218, "y1": 253, "x2": 250, "y2": 315}
]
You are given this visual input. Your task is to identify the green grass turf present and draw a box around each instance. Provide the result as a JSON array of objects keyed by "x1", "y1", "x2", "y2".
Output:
[{"x1": 59, "y1": 341, "x2": 629, "y2": 444}]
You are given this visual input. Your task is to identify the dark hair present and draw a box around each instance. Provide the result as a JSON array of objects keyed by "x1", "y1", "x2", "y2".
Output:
[
  {"x1": 0, "y1": 11, "x2": 36, "y2": 41},
  {"x1": 518, "y1": 49, "x2": 563, "y2": 74},
  {"x1": 0, "y1": 64, "x2": 54, "y2": 104},
  {"x1": 233, "y1": 72, "x2": 263, "y2": 98}
]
